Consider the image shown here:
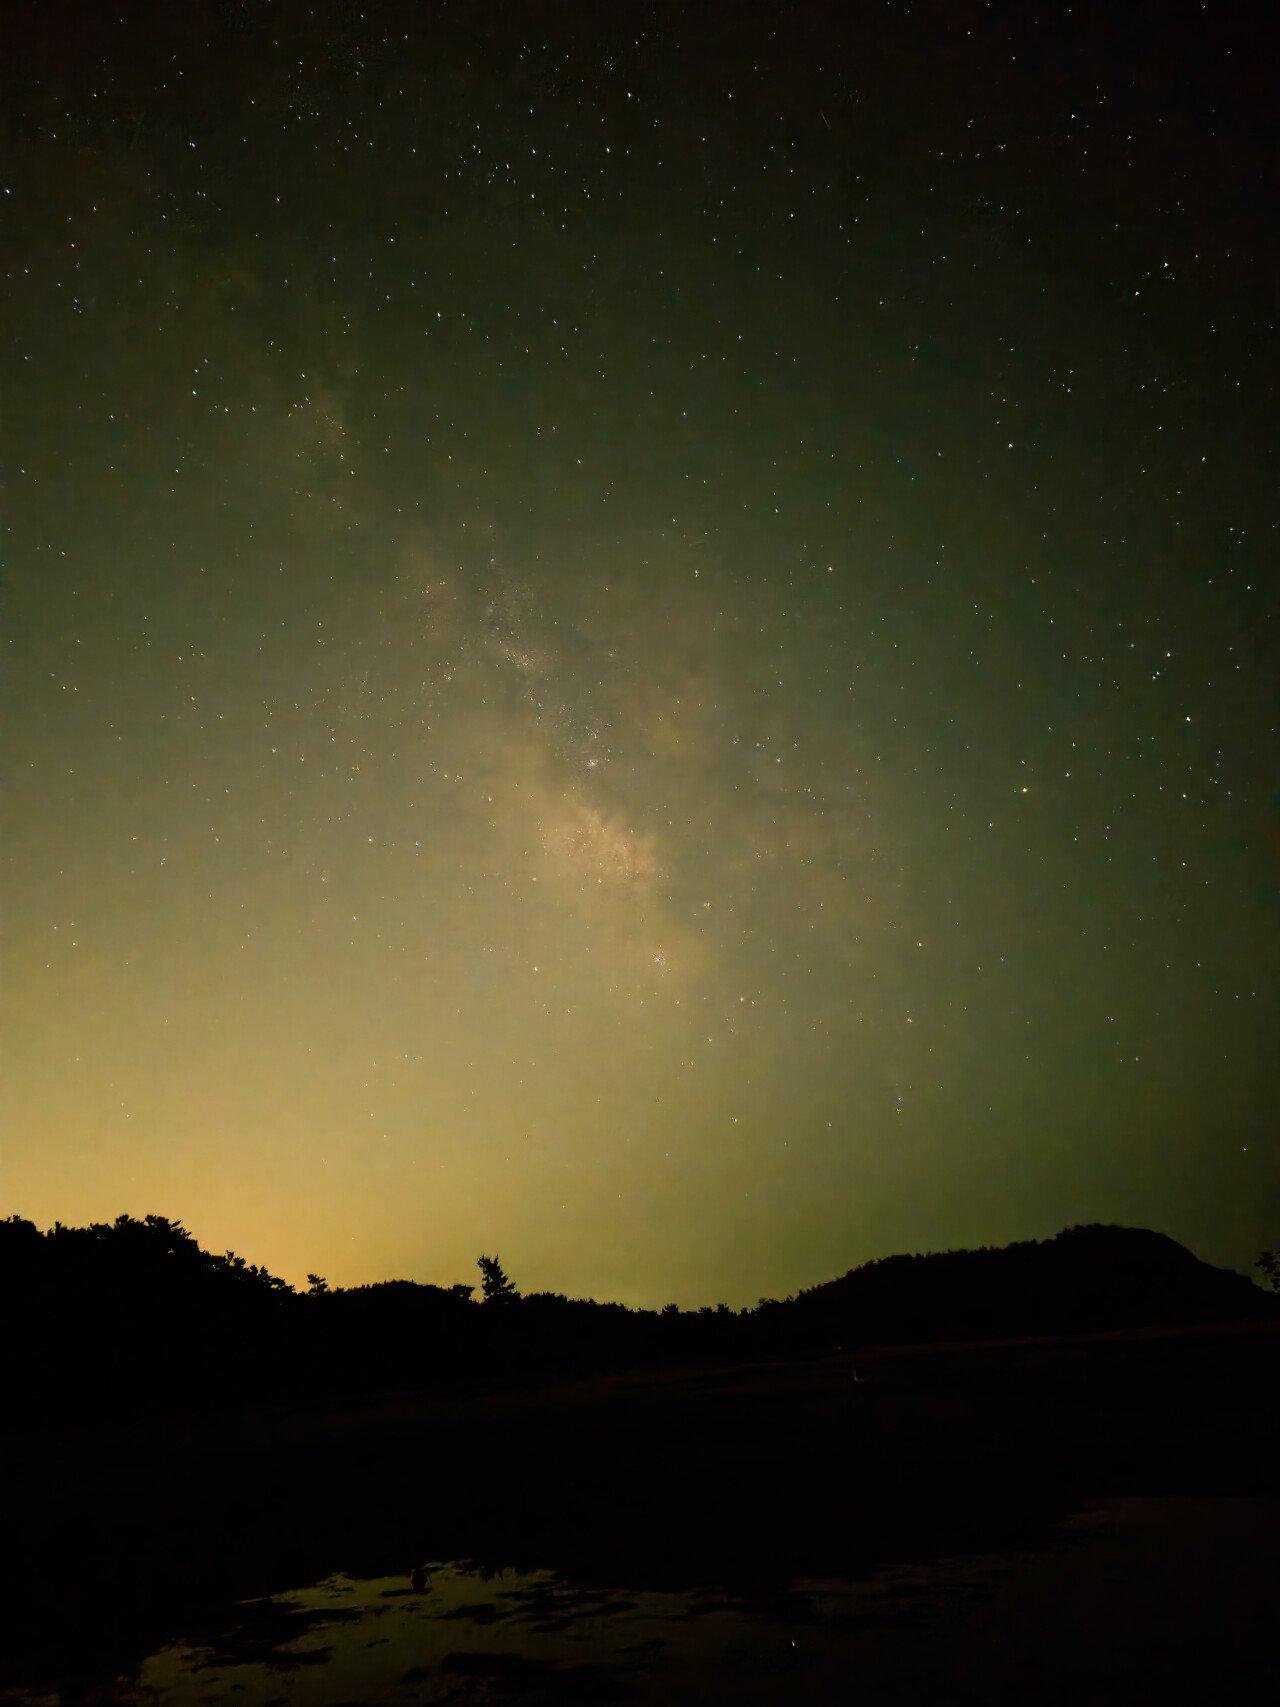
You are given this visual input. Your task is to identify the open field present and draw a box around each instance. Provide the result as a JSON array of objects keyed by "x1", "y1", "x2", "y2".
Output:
[{"x1": 3, "y1": 1318, "x2": 1276, "y2": 1699}]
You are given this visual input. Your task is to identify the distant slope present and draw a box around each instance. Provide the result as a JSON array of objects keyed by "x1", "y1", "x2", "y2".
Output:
[{"x1": 773, "y1": 1224, "x2": 1271, "y2": 1348}]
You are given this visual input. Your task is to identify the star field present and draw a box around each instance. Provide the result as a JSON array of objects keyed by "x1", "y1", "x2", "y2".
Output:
[{"x1": 2, "y1": 2, "x2": 1276, "y2": 1304}]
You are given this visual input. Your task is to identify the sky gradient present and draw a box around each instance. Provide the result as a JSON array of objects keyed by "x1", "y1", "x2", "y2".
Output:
[{"x1": 3, "y1": 2, "x2": 1276, "y2": 1305}]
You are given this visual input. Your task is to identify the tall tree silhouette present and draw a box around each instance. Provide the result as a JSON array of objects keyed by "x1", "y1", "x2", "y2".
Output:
[{"x1": 477, "y1": 1254, "x2": 519, "y2": 1305}]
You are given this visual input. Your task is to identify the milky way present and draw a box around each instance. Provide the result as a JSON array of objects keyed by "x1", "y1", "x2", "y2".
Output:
[{"x1": 3, "y1": 3, "x2": 1275, "y2": 1303}]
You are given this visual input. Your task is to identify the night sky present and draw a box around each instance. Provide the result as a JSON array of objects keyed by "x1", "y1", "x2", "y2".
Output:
[{"x1": 4, "y1": 2, "x2": 1276, "y2": 1305}]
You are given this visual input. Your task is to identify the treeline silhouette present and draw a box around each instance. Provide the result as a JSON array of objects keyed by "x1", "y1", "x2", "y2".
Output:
[{"x1": 1, "y1": 1214, "x2": 1271, "y2": 1416}]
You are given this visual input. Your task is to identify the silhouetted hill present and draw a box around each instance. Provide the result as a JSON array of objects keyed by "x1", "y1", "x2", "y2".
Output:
[
  {"x1": 0, "y1": 1214, "x2": 1270, "y2": 1416},
  {"x1": 765, "y1": 1224, "x2": 1270, "y2": 1348}
]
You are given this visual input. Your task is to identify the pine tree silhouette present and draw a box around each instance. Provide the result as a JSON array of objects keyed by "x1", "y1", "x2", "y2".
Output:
[{"x1": 477, "y1": 1253, "x2": 519, "y2": 1305}]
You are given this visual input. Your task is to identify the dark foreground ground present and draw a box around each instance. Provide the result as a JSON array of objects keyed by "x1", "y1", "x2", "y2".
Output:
[{"x1": 3, "y1": 1318, "x2": 1277, "y2": 1700}]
